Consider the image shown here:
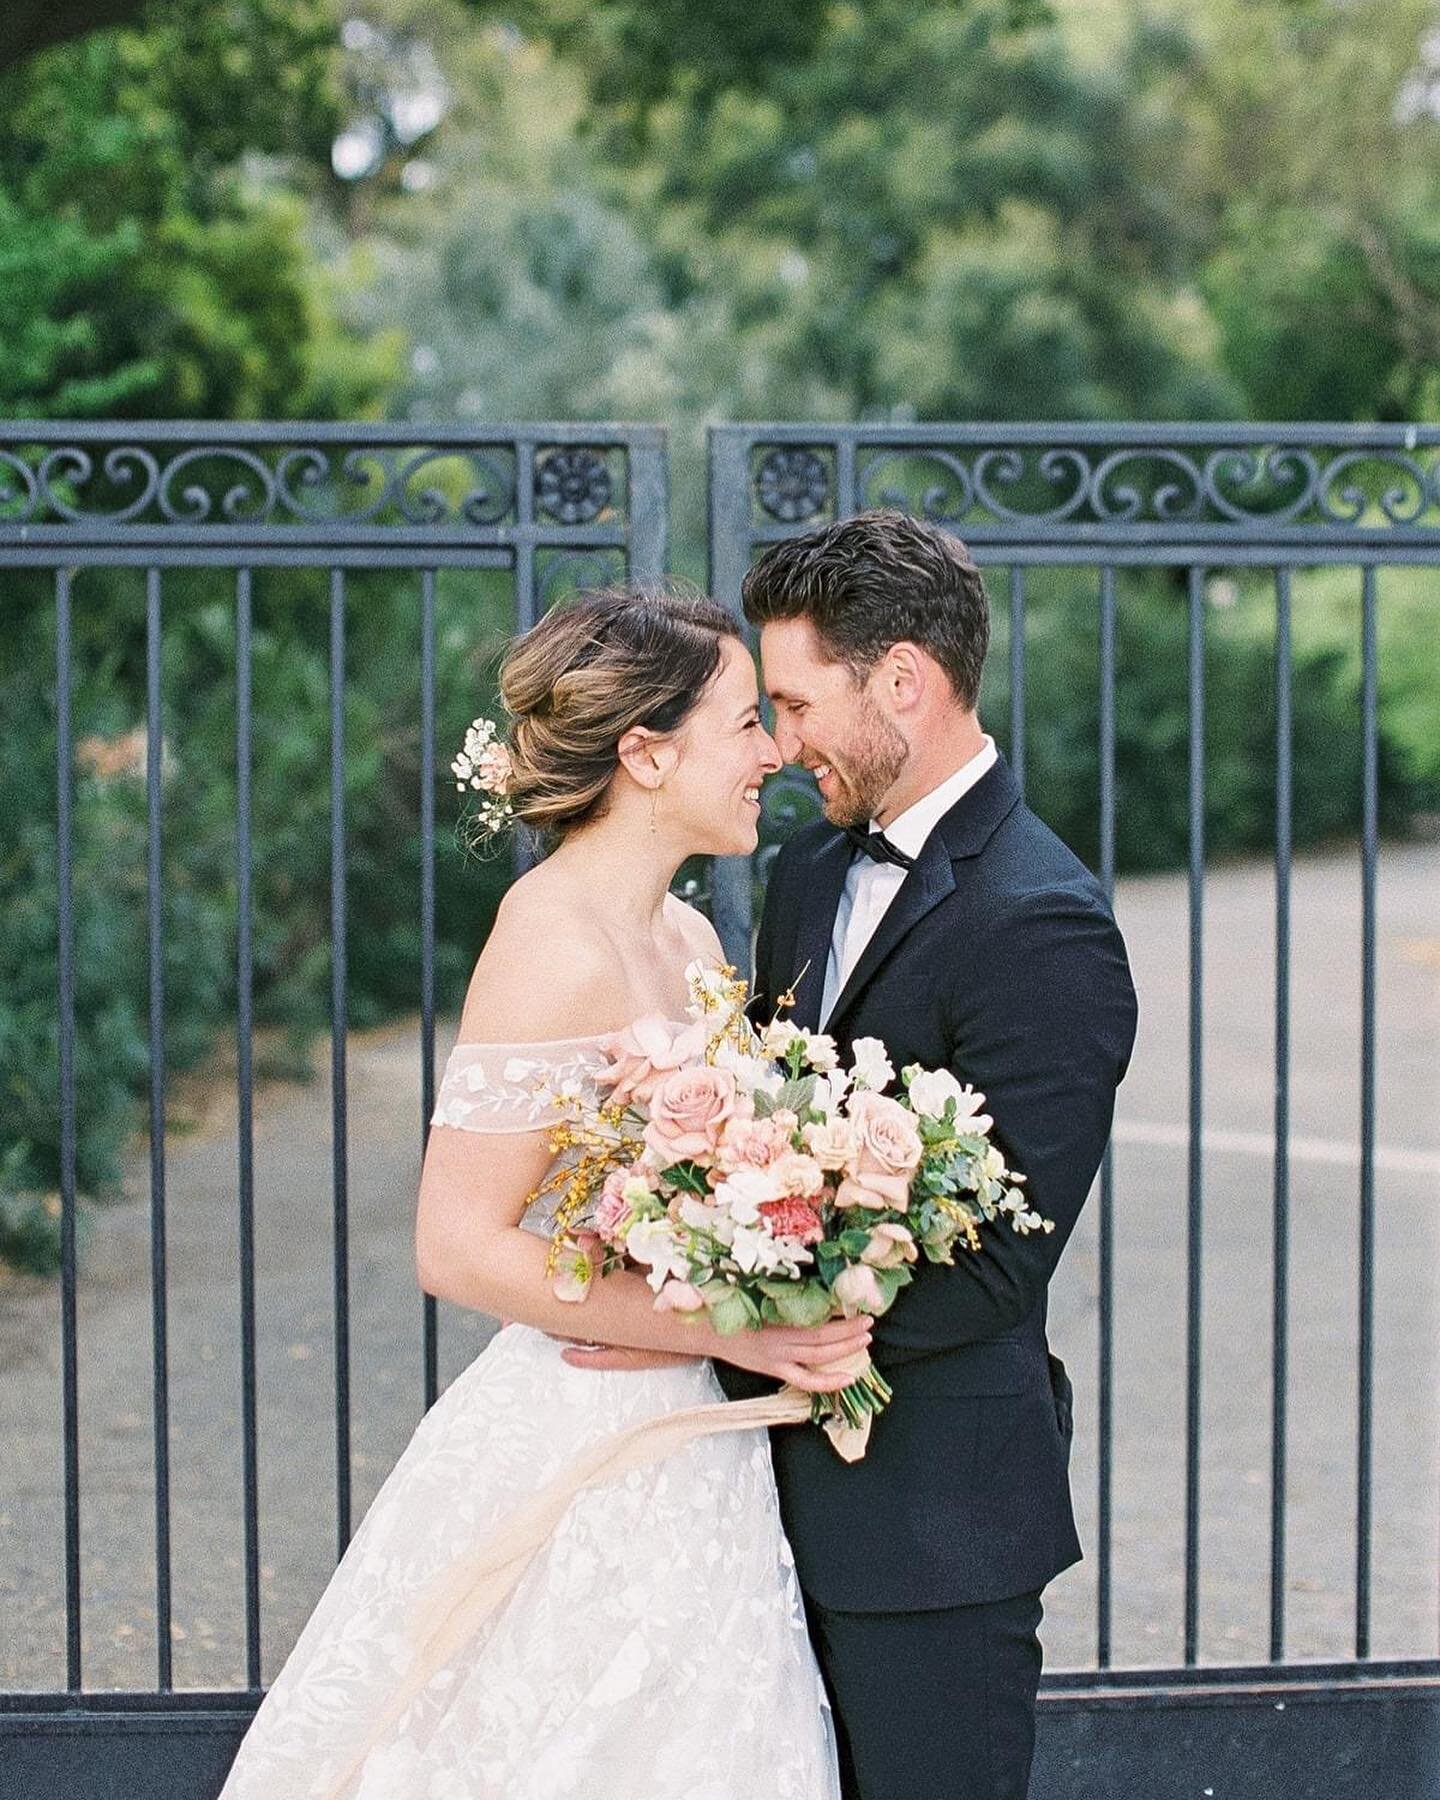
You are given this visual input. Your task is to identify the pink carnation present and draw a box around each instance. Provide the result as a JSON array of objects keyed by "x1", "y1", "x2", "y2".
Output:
[{"x1": 757, "y1": 1197, "x2": 825, "y2": 1246}]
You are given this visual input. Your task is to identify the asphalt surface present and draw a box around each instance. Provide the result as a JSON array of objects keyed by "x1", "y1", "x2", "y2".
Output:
[{"x1": 1, "y1": 844, "x2": 1436, "y2": 1692}]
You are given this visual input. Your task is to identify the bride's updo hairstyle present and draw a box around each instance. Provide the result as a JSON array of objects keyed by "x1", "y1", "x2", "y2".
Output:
[{"x1": 496, "y1": 582, "x2": 742, "y2": 840}]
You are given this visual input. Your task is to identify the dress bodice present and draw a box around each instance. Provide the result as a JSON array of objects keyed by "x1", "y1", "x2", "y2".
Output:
[{"x1": 429, "y1": 1034, "x2": 616, "y2": 1136}]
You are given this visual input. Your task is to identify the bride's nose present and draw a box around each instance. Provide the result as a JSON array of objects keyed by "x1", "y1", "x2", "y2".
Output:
[{"x1": 755, "y1": 728, "x2": 783, "y2": 775}]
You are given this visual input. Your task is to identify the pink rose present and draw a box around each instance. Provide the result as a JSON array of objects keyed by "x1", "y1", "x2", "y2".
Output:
[
  {"x1": 718, "y1": 1113, "x2": 794, "y2": 1173},
  {"x1": 594, "y1": 1171, "x2": 633, "y2": 1244},
  {"x1": 833, "y1": 1263, "x2": 887, "y2": 1316},
  {"x1": 860, "y1": 1222, "x2": 918, "y2": 1268},
  {"x1": 834, "y1": 1090, "x2": 923, "y2": 1212},
  {"x1": 597, "y1": 1015, "x2": 708, "y2": 1109},
  {"x1": 643, "y1": 1065, "x2": 739, "y2": 1163}
]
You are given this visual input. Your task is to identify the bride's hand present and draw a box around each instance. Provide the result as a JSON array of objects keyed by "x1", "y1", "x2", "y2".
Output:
[{"x1": 715, "y1": 1317, "x2": 874, "y2": 1393}]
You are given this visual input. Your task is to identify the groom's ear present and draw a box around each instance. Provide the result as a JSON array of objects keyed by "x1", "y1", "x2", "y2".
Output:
[{"x1": 875, "y1": 641, "x2": 931, "y2": 712}]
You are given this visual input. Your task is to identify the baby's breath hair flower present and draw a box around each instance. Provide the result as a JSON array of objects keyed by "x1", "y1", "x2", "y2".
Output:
[{"x1": 452, "y1": 715, "x2": 515, "y2": 840}]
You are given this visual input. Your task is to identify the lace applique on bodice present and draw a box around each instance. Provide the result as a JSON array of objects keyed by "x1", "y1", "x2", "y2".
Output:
[{"x1": 429, "y1": 1035, "x2": 614, "y2": 1136}]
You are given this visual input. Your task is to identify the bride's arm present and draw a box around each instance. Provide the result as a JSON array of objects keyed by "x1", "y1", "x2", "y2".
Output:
[
  {"x1": 414, "y1": 1125, "x2": 868, "y2": 1388},
  {"x1": 414, "y1": 902, "x2": 871, "y2": 1390}
]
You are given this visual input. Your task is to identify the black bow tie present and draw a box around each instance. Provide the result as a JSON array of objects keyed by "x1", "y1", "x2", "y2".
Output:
[{"x1": 844, "y1": 825, "x2": 915, "y2": 871}]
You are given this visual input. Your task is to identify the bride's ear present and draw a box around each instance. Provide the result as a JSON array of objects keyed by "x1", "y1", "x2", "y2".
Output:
[{"x1": 616, "y1": 725, "x2": 678, "y2": 790}]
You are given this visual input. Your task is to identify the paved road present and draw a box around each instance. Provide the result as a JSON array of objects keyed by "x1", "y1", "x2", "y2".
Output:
[{"x1": 1, "y1": 844, "x2": 1436, "y2": 1692}]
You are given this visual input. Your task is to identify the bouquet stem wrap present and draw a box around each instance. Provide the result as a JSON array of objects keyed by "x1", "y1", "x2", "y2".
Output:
[{"x1": 322, "y1": 1386, "x2": 813, "y2": 1800}]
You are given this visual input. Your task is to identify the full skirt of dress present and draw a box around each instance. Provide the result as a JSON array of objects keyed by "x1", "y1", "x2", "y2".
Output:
[{"x1": 217, "y1": 1323, "x2": 840, "y2": 1800}]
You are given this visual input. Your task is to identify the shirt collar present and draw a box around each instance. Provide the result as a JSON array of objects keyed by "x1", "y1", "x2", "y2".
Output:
[{"x1": 873, "y1": 735, "x2": 998, "y2": 861}]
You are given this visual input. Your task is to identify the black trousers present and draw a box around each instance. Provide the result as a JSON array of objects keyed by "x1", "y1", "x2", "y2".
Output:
[{"x1": 807, "y1": 1589, "x2": 1045, "y2": 1800}]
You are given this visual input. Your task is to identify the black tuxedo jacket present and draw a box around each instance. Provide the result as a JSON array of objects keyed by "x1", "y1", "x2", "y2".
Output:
[{"x1": 717, "y1": 754, "x2": 1138, "y2": 1612}]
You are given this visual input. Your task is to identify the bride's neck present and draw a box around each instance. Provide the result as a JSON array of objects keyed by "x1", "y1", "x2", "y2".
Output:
[{"x1": 540, "y1": 811, "x2": 683, "y2": 931}]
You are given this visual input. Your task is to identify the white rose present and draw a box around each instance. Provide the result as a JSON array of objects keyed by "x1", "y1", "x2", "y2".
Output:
[{"x1": 849, "y1": 1037, "x2": 895, "y2": 1091}]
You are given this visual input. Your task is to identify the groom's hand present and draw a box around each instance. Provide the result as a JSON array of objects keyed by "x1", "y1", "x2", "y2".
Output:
[
  {"x1": 556, "y1": 1342, "x2": 702, "y2": 1371},
  {"x1": 714, "y1": 1318, "x2": 874, "y2": 1393}
]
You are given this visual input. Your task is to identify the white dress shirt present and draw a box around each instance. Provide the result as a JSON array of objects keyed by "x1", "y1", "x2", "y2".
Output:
[{"x1": 820, "y1": 736, "x2": 998, "y2": 1026}]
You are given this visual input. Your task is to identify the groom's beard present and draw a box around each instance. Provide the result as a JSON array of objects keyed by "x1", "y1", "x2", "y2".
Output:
[{"x1": 817, "y1": 696, "x2": 908, "y2": 828}]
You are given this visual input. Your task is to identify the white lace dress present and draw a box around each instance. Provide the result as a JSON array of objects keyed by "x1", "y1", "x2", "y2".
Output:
[{"x1": 217, "y1": 1034, "x2": 840, "y2": 1800}]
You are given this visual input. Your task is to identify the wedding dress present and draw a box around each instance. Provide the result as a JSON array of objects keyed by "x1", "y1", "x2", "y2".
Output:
[{"x1": 217, "y1": 1032, "x2": 840, "y2": 1800}]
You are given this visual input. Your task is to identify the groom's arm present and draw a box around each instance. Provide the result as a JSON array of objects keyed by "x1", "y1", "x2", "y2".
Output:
[{"x1": 873, "y1": 884, "x2": 1138, "y2": 1364}]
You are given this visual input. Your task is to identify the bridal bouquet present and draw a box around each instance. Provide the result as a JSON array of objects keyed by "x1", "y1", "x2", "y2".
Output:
[{"x1": 532, "y1": 963, "x2": 1050, "y2": 1459}]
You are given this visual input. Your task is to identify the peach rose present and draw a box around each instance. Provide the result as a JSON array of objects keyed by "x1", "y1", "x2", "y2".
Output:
[
  {"x1": 834, "y1": 1090, "x2": 923, "y2": 1212},
  {"x1": 769, "y1": 1151, "x2": 826, "y2": 1199},
  {"x1": 643, "y1": 1065, "x2": 739, "y2": 1163},
  {"x1": 803, "y1": 1116, "x2": 860, "y2": 1171},
  {"x1": 860, "y1": 1222, "x2": 918, "y2": 1268},
  {"x1": 833, "y1": 1263, "x2": 887, "y2": 1316},
  {"x1": 597, "y1": 1015, "x2": 708, "y2": 1109}
]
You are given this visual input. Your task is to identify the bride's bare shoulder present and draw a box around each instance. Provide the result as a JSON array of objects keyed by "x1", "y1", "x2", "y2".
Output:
[
  {"x1": 665, "y1": 892, "x2": 727, "y2": 972},
  {"x1": 459, "y1": 875, "x2": 618, "y2": 1042}
]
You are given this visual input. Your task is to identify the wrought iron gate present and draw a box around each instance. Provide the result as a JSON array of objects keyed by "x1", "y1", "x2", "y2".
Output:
[{"x1": 1, "y1": 419, "x2": 1436, "y2": 1799}]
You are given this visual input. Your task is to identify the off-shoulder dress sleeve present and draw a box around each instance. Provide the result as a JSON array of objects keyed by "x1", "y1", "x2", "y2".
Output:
[{"x1": 429, "y1": 1036, "x2": 612, "y2": 1135}]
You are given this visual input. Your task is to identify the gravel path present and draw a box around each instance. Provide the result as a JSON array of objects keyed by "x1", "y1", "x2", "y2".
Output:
[{"x1": 2, "y1": 845, "x2": 1436, "y2": 1692}]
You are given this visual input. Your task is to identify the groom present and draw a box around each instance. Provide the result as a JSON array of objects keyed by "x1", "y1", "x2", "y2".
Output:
[{"x1": 723, "y1": 509, "x2": 1138, "y2": 1800}]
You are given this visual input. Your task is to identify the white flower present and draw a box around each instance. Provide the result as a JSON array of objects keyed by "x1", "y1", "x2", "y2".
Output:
[
  {"x1": 808, "y1": 1070, "x2": 852, "y2": 1116},
  {"x1": 624, "y1": 1218, "x2": 690, "y2": 1291},
  {"x1": 685, "y1": 958, "x2": 740, "y2": 1019},
  {"x1": 904, "y1": 1065, "x2": 992, "y2": 1130},
  {"x1": 798, "y1": 1030, "x2": 839, "y2": 1072},
  {"x1": 762, "y1": 1020, "x2": 803, "y2": 1059},
  {"x1": 712, "y1": 1165, "x2": 784, "y2": 1224},
  {"x1": 730, "y1": 1225, "x2": 812, "y2": 1276},
  {"x1": 713, "y1": 1039, "x2": 786, "y2": 1098},
  {"x1": 849, "y1": 1037, "x2": 895, "y2": 1091}
]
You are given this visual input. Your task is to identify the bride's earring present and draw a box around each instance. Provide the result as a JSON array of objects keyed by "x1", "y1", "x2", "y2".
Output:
[{"x1": 649, "y1": 785, "x2": 660, "y2": 835}]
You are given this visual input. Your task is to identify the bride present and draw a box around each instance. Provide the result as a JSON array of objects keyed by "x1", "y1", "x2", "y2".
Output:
[{"x1": 217, "y1": 584, "x2": 862, "y2": 1799}]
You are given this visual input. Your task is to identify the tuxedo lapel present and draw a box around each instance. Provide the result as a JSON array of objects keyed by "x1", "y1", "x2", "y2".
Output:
[
  {"x1": 823, "y1": 755, "x2": 1024, "y2": 1036},
  {"x1": 823, "y1": 830, "x2": 955, "y2": 1034},
  {"x1": 777, "y1": 830, "x2": 852, "y2": 1032}
]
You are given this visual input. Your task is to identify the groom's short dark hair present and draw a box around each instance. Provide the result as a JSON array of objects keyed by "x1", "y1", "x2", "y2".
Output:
[{"x1": 740, "y1": 508, "x2": 990, "y2": 708}]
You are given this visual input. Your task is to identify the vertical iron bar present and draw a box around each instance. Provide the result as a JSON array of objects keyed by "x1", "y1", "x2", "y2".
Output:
[
  {"x1": 1355, "y1": 567, "x2": 1378, "y2": 1658},
  {"x1": 1184, "y1": 565, "x2": 1206, "y2": 1667},
  {"x1": 1271, "y1": 568, "x2": 1293, "y2": 1663},
  {"x1": 707, "y1": 427, "x2": 762, "y2": 969},
  {"x1": 145, "y1": 570, "x2": 173, "y2": 1689},
  {"x1": 835, "y1": 435, "x2": 857, "y2": 521},
  {"x1": 235, "y1": 570, "x2": 262, "y2": 1687},
  {"x1": 329, "y1": 569, "x2": 352, "y2": 1556},
  {"x1": 513, "y1": 443, "x2": 538, "y2": 879},
  {"x1": 1008, "y1": 567, "x2": 1026, "y2": 797},
  {"x1": 1097, "y1": 567, "x2": 1116, "y2": 1669},
  {"x1": 420, "y1": 571, "x2": 439, "y2": 1413},
  {"x1": 55, "y1": 568, "x2": 82, "y2": 1691}
]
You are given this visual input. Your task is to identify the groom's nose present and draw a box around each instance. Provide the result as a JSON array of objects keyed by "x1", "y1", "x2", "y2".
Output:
[{"x1": 771, "y1": 717, "x2": 805, "y2": 765}]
